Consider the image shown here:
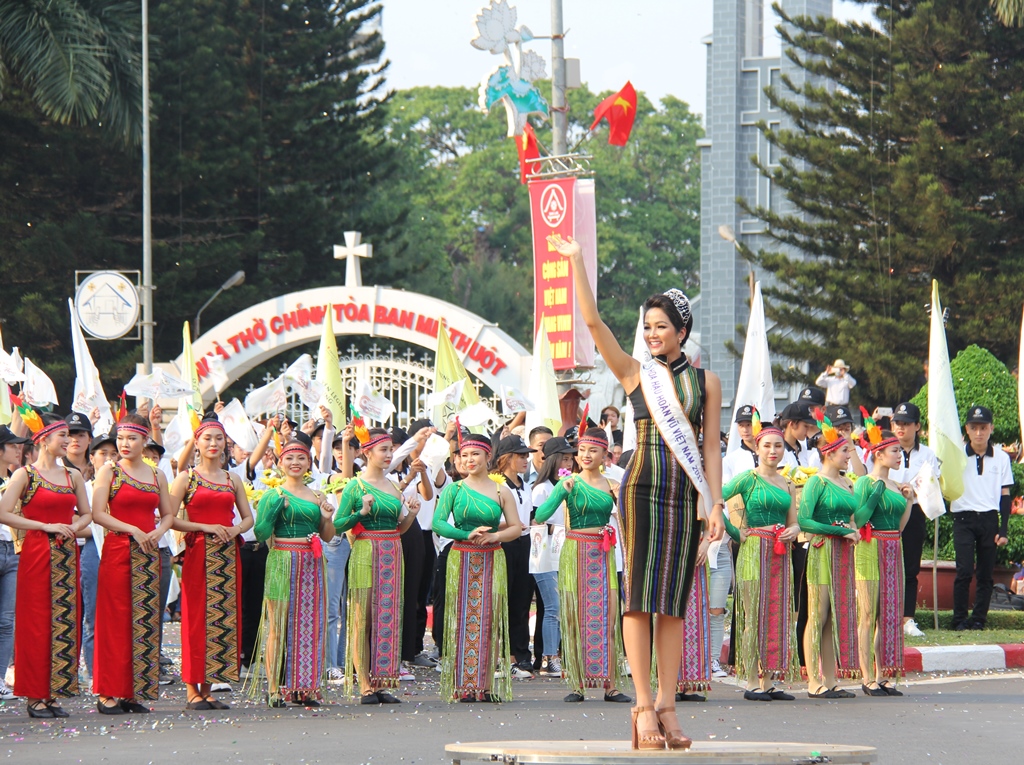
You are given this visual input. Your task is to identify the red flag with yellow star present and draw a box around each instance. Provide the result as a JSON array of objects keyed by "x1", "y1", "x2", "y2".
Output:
[
  {"x1": 515, "y1": 122, "x2": 541, "y2": 184},
  {"x1": 590, "y1": 81, "x2": 637, "y2": 146}
]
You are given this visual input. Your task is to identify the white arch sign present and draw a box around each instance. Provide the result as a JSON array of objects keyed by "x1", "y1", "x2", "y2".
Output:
[{"x1": 173, "y1": 285, "x2": 532, "y2": 404}]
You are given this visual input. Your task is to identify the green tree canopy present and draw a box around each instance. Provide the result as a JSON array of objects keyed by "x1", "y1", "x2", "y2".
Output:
[{"x1": 740, "y1": 0, "x2": 1024, "y2": 406}]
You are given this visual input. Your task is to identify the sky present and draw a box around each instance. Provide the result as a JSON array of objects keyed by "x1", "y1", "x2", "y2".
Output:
[{"x1": 379, "y1": 0, "x2": 877, "y2": 122}]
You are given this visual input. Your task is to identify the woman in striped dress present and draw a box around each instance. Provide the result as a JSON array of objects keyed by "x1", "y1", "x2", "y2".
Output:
[{"x1": 553, "y1": 234, "x2": 725, "y2": 751}]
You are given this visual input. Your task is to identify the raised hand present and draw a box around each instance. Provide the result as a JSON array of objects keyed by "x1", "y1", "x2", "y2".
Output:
[{"x1": 546, "y1": 233, "x2": 581, "y2": 258}]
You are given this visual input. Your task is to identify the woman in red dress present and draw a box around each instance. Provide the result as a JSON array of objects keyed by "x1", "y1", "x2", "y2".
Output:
[
  {"x1": 0, "y1": 413, "x2": 92, "y2": 718},
  {"x1": 169, "y1": 412, "x2": 253, "y2": 710},
  {"x1": 90, "y1": 413, "x2": 176, "y2": 715}
]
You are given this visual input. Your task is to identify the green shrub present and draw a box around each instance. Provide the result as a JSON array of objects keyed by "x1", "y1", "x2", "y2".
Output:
[{"x1": 910, "y1": 344, "x2": 1020, "y2": 444}]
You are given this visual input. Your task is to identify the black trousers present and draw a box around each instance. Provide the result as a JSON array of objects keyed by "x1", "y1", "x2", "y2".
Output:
[
  {"x1": 952, "y1": 511, "x2": 999, "y2": 626},
  {"x1": 400, "y1": 525, "x2": 424, "y2": 662},
  {"x1": 901, "y1": 504, "x2": 927, "y2": 619},
  {"x1": 239, "y1": 542, "x2": 269, "y2": 667},
  {"x1": 792, "y1": 542, "x2": 809, "y2": 666},
  {"x1": 502, "y1": 535, "x2": 532, "y2": 665},
  {"x1": 432, "y1": 544, "x2": 451, "y2": 655},
  {"x1": 414, "y1": 529, "x2": 437, "y2": 657}
]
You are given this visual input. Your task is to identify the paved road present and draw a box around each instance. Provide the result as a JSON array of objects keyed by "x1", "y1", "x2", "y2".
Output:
[{"x1": 1, "y1": 666, "x2": 1021, "y2": 764}]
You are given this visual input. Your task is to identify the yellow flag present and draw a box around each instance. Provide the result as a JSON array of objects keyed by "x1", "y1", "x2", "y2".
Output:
[
  {"x1": 182, "y1": 322, "x2": 203, "y2": 414},
  {"x1": 432, "y1": 320, "x2": 480, "y2": 427},
  {"x1": 316, "y1": 307, "x2": 346, "y2": 425},
  {"x1": 928, "y1": 280, "x2": 967, "y2": 501},
  {"x1": 525, "y1": 323, "x2": 562, "y2": 435},
  {"x1": 0, "y1": 326, "x2": 10, "y2": 426}
]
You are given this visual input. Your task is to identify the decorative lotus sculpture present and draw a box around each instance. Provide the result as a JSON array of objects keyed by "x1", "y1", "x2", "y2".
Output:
[{"x1": 471, "y1": 0, "x2": 549, "y2": 137}]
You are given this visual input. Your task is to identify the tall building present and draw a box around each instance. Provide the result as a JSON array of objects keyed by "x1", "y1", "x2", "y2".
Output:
[{"x1": 698, "y1": 0, "x2": 832, "y2": 429}]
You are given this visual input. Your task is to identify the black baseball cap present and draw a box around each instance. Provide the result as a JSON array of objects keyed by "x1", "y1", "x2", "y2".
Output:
[
  {"x1": 892, "y1": 402, "x2": 920, "y2": 424},
  {"x1": 0, "y1": 425, "x2": 31, "y2": 446},
  {"x1": 65, "y1": 411, "x2": 93, "y2": 436},
  {"x1": 734, "y1": 405, "x2": 755, "y2": 423},
  {"x1": 965, "y1": 406, "x2": 993, "y2": 425},
  {"x1": 408, "y1": 418, "x2": 433, "y2": 438},
  {"x1": 310, "y1": 419, "x2": 326, "y2": 437},
  {"x1": 798, "y1": 386, "x2": 826, "y2": 406},
  {"x1": 542, "y1": 437, "x2": 576, "y2": 458},
  {"x1": 89, "y1": 429, "x2": 117, "y2": 454},
  {"x1": 495, "y1": 435, "x2": 535, "y2": 458},
  {"x1": 390, "y1": 426, "x2": 409, "y2": 446},
  {"x1": 780, "y1": 402, "x2": 815, "y2": 425},
  {"x1": 144, "y1": 439, "x2": 165, "y2": 457},
  {"x1": 826, "y1": 405, "x2": 854, "y2": 426}
]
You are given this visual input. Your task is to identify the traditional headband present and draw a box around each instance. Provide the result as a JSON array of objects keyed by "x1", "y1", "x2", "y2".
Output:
[
  {"x1": 116, "y1": 422, "x2": 151, "y2": 438},
  {"x1": 811, "y1": 408, "x2": 847, "y2": 455},
  {"x1": 858, "y1": 406, "x2": 898, "y2": 453},
  {"x1": 362, "y1": 433, "x2": 391, "y2": 452},
  {"x1": 754, "y1": 424, "x2": 784, "y2": 443},
  {"x1": 194, "y1": 419, "x2": 225, "y2": 439},
  {"x1": 459, "y1": 436, "x2": 492, "y2": 455},
  {"x1": 279, "y1": 440, "x2": 310, "y2": 459},
  {"x1": 32, "y1": 420, "x2": 67, "y2": 444},
  {"x1": 663, "y1": 288, "x2": 692, "y2": 329},
  {"x1": 9, "y1": 393, "x2": 63, "y2": 443},
  {"x1": 577, "y1": 404, "x2": 606, "y2": 448}
]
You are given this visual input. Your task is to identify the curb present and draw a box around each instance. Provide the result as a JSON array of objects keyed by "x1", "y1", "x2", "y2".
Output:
[{"x1": 904, "y1": 643, "x2": 1024, "y2": 673}]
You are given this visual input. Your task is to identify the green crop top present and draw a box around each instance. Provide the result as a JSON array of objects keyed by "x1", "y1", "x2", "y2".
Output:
[
  {"x1": 722, "y1": 470, "x2": 793, "y2": 543},
  {"x1": 535, "y1": 477, "x2": 614, "y2": 529},
  {"x1": 853, "y1": 476, "x2": 907, "y2": 531},
  {"x1": 254, "y1": 488, "x2": 322, "y2": 542},
  {"x1": 432, "y1": 482, "x2": 503, "y2": 541},
  {"x1": 335, "y1": 478, "x2": 404, "y2": 533},
  {"x1": 798, "y1": 474, "x2": 858, "y2": 537}
]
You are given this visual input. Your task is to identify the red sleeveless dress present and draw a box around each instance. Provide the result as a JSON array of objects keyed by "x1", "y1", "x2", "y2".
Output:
[
  {"x1": 180, "y1": 470, "x2": 242, "y2": 684},
  {"x1": 14, "y1": 466, "x2": 80, "y2": 699},
  {"x1": 93, "y1": 465, "x2": 162, "y2": 700}
]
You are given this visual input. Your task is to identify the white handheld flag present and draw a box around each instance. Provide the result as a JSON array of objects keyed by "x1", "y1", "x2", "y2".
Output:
[
  {"x1": 124, "y1": 370, "x2": 196, "y2": 401},
  {"x1": 219, "y1": 398, "x2": 259, "y2": 452},
  {"x1": 727, "y1": 282, "x2": 776, "y2": 455},
  {"x1": 284, "y1": 354, "x2": 324, "y2": 409},
  {"x1": 525, "y1": 324, "x2": 561, "y2": 435},
  {"x1": 23, "y1": 358, "x2": 59, "y2": 406},
  {"x1": 0, "y1": 348, "x2": 25, "y2": 383},
  {"x1": 499, "y1": 385, "x2": 534, "y2": 415},
  {"x1": 425, "y1": 379, "x2": 466, "y2": 411},
  {"x1": 162, "y1": 400, "x2": 192, "y2": 459},
  {"x1": 203, "y1": 352, "x2": 230, "y2": 395},
  {"x1": 69, "y1": 299, "x2": 113, "y2": 432},
  {"x1": 244, "y1": 375, "x2": 289, "y2": 417},
  {"x1": 355, "y1": 380, "x2": 396, "y2": 423},
  {"x1": 457, "y1": 400, "x2": 499, "y2": 428}
]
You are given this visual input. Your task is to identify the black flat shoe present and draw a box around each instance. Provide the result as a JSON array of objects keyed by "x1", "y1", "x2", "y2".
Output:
[
  {"x1": 292, "y1": 698, "x2": 320, "y2": 707},
  {"x1": 604, "y1": 691, "x2": 632, "y2": 703},
  {"x1": 376, "y1": 691, "x2": 401, "y2": 704},
  {"x1": 564, "y1": 692, "x2": 585, "y2": 702},
  {"x1": 45, "y1": 702, "x2": 69, "y2": 718},
  {"x1": 879, "y1": 682, "x2": 904, "y2": 697},
  {"x1": 97, "y1": 700, "x2": 128, "y2": 715},
  {"x1": 361, "y1": 693, "x2": 381, "y2": 705},
  {"x1": 205, "y1": 698, "x2": 230, "y2": 710},
  {"x1": 185, "y1": 700, "x2": 213, "y2": 710},
  {"x1": 862, "y1": 684, "x2": 888, "y2": 697},
  {"x1": 27, "y1": 703, "x2": 56, "y2": 719},
  {"x1": 675, "y1": 692, "x2": 705, "y2": 702},
  {"x1": 269, "y1": 697, "x2": 287, "y2": 708},
  {"x1": 460, "y1": 692, "x2": 500, "y2": 703},
  {"x1": 743, "y1": 689, "x2": 773, "y2": 702},
  {"x1": 830, "y1": 687, "x2": 855, "y2": 699},
  {"x1": 767, "y1": 688, "x2": 795, "y2": 701},
  {"x1": 808, "y1": 688, "x2": 842, "y2": 699},
  {"x1": 120, "y1": 700, "x2": 151, "y2": 714}
]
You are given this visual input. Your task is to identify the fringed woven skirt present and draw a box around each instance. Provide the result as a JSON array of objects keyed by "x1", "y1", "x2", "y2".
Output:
[
  {"x1": 619, "y1": 419, "x2": 701, "y2": 617},
  {"x1": 558, "y1": 531, "x2": 625, "y2": 694},
  {"x1": 346, "y1": 530, "x2": 404, "y2": 691},
  {"x1": 733, "y1": 529, "x2": 798, "y2": 682},
  {"x1": 855, "y1": 529, "x2": 904, "y2": 680},
  {"x1": 441, "y1": 542, "x2": 511, "y2": 702},
  {"x1": 245, "y1": 539, "x2": 328, "y2": 702},
  {"x1": 14, "y1": 532, "x2": 79, "y2": 700},
  {"x1": 806, "y1": 535, "x2": 860, "y2": 679},
  {"x1": 677, "y1": 564, "x2": 711, "y2": 693}
]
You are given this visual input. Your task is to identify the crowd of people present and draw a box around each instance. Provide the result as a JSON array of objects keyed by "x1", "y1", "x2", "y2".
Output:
[{"x1": 0, "y1": 239, "x2": 1015, "y2": 751}]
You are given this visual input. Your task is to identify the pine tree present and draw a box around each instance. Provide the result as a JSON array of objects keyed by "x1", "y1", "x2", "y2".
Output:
[{"x1": 741, "y1": 0, "x2": 1024, "y2": 404}]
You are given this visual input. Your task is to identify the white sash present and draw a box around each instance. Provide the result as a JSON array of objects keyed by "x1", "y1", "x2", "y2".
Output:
[{"x1": 638, "y1": 358, "x2": 712, "y2": 520}]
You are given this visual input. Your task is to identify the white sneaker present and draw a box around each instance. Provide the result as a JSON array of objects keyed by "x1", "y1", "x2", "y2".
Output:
[
  {"x1": 399, "y1": 663, "x2": 415, "y2": 681},
  {"x1": 493, "y1": 668, "x2": 506, "y2": 679},
  {"x1": 623, "y1": 659, "x2": 632, "y2": 677},
  {"x1": 239, "y1": 664, "x2": 251, "y2": 680},
  {"x1": 510, "y1": 665, "x2": 534, "y2": 680},
  {"x1": 711, "y1": 659, "x2": 728, "y2": 678},
  {"x1": 539, "y1": 657, "x2": 562, "y2": 677},
  {"x1": 904, "y1": 619, "x2": 926, "y2": 638},
  {"x1": 210, "y1": 682, "x2": 232, "y2": 692},
  {"x1": 327, "y1": 666, "x2": 345, "y2": 684},
  {"x1": 0, "y1": 682, "x2": 14, "y2": 700}
]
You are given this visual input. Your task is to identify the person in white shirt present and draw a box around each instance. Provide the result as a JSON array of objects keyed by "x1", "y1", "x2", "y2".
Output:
[
  {"x1": 815, "y1": 360, "x2": 857, "y2": 406},
  {"x1": 885, "y1": 402, "x2": 941, "y2": 638},
  {"x1": 778, "y1": 403, "x2": 815, "y2": 469},
  {"x1": 722, "y1": 405, "x2": 758, "y2": 483},
  {"x1": 949, "y1": 406, "x2": 1014, "y2": 631}
]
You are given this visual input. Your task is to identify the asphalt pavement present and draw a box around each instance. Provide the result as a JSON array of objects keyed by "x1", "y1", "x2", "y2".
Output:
[{"x1": 1, "y1": 665, "x2": 1021, "y2": 764}]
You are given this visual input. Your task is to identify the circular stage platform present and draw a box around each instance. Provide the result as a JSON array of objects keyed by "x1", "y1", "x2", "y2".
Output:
[{"x1": 446, "y1": 740, "x2": 877, "y2": 765}]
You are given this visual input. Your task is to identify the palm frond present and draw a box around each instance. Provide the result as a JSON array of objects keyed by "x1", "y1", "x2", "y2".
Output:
[{"x1": 992, "y1": 0, "x2": 1024, "y2": 26}]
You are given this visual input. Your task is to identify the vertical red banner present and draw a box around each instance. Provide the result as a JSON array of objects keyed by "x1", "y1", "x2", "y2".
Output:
[{"x1": 529, "y1": 177, "x2": 578, "y2": 371}]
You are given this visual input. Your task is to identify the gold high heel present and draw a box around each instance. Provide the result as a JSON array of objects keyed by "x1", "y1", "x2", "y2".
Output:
[
  {"x1": 655, "y1": 706, "x2": 693, "y2": 750},
  {"x1": 630, "y1": 706, "x2": 666, "y2": 750}
]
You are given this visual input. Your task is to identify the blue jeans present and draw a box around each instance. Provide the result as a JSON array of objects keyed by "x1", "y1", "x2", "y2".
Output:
[
  {"x1": 708, "y1": 542, "x2": 733, "y2": 664},
  {"x1": 533, "y1": 570, "x2": 560, "y2": 655},
  {"x1": 0, "y1": 541, "x2": 17, "y2": 679},
  {"x1": 79, "y1": 538, "x2": 100, "y2": 675},
  {"x1": 324, "y1": 537, "x2": 351, "y2": 668}
]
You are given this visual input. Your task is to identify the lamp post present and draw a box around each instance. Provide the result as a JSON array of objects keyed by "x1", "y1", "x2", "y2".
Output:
[{"x1": 194, "y1": 270, "x2": 245, "y2": 337}]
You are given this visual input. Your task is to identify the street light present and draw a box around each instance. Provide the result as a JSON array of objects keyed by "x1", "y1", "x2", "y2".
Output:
[{"x1": 194, "y1": 270, "x2": 245, "y2": 337}]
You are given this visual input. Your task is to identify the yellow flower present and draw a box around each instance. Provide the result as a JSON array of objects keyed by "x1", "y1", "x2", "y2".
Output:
[
  {"x1": 142, "y1": 457, "x2": 158, "y2": 470},
  {"x1": 488, "y1": 473, "x2": 506, "y2": 486}
]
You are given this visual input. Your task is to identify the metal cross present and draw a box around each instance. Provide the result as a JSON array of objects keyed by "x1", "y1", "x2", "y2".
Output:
[{"x1": 333, "y1": 231, "x2": 373, "y2": 287}]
